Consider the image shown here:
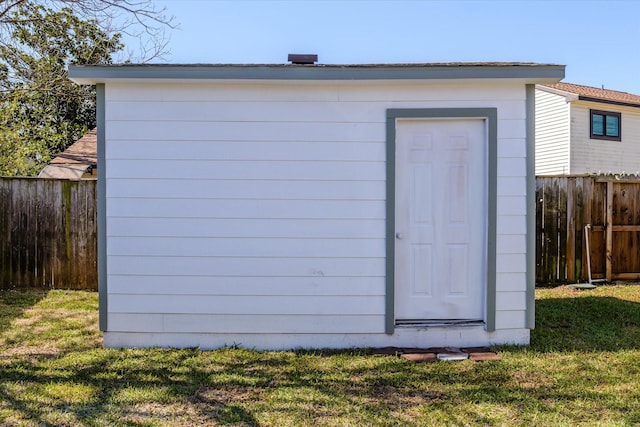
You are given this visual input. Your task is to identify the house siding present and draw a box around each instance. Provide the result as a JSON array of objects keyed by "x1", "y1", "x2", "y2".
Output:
[
  {"x1": 103, "y1": 80, "x2": 531, "y2": 349},
  {"x1": 535, "y1": 89, "x2": 570, "y2": 175},
  {"x1": 569, "y1": 101, "x2": 640, "y2": 174}
]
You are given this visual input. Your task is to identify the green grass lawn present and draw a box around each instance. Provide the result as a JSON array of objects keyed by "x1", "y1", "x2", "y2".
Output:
[{"x1": 1, "y1": 285, "x2": 640, "y2": 426}]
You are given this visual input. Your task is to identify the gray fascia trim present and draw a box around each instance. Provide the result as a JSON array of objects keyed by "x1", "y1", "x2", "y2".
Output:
[
  {"x1": 96, "y1": 84, "x2": 107, "y2": 332},
  {"x1": 385, "y1": 114, "x2": 397, "y2": 335},
  {"x1": 535, "y1": 85, "x2": 579, "y2": 102},
  {"x1": 385, "y1": 108, "x2": 498, "y2": 334},
  {"x1": 486, "y1": 109, "x2": 498, "y2": 333},
  {"x1": 68, "y1": 64, "x2": 565, "y2": 84},
  {"x1": 526, "y1": 84, "x2": 536, "y2": 329},
  {"x1": 577, "y1": 95, "x2": 640, "y2": 109}
]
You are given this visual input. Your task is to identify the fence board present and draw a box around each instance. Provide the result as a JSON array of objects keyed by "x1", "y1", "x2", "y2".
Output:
[
  {"x1": 0, "y1": 178, "x2": 97, "y2": 290},
  {"x1": 535, "y1": 179, "x2": 544, "y2": 283},
  {"x1": 566, "y1": 178, "x2": 575, "y2": 281},
  {"x1": 558, "y1": 177, "x2": 568, "y2": 281},
  {"x1": 542, "y1": 179, "x2": 558, "y2": 283}
]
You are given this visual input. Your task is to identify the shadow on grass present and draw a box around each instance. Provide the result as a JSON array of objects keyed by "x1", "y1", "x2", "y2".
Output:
[
  {"x1": 5, "y1": 346, "x2": 639, "y2": 426},
  {"x1": 0, "y1": 289, "x2": 46, "y2": 333},
  {"x1": 0, "y1": 347, "x2": 262, "y2": 425},
  {"x1": 532, "y1": 294, "x2": 640, "y2": 352},
  {"x1": 0, "y1": 289, "x2": 253, "y2": 426},
  {"x1": 2, "y1": 289, "x2": 640, "y2": 425}
]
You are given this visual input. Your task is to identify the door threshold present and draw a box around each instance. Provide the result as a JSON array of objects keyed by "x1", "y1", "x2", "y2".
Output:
[{"x1": 395, "y1": 319, "x2": 485, "y2": 328}]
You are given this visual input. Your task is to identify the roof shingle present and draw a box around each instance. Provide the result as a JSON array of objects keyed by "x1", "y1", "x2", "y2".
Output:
[
  {"x1": 543, "y1": 82, "x2": 640, "y2": 106},
  {"x1": 50, "y1": 128, "x2": 97, "y2": 166}
]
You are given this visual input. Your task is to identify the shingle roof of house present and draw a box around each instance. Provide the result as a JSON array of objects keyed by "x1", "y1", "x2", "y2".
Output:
[
  {"x1": 543, "y1": 82, "x2": 640, "y2": 107},
  {"x1": 38, "y1": 128, "x2": 97, "y2": 179},
  {"x1": 49, "y1": 128, "x2": 97, "y2": 166}
]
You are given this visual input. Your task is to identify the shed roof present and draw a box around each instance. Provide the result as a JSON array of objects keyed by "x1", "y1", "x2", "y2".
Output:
[
  {"x1": 69, "y1": 62, "x2": 565, "y2": 84},
  {"x1": 540, "y1": 82, "x2": 640, "y2": 108}
]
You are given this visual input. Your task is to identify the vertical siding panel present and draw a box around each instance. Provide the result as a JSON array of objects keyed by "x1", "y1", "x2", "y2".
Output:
[
  {"x1": 613, "y1": 183, "x2": 625, "y2": 275},
  {"x1": 1, "y1": 179, "x2": 13, "y2": 285},
  {"x1": 592, "y1": 181, "x2": 607, "y2": 278},
  {"x1": 542, "y1": 178, "x2": 558, "y2": 282},
  {"x1": 0, "y1": 180, "x2": 7, "y2": 286},
  {"x1": 573, "y1": 177, "x2": 585, "y2": 281},
  {"x1": 47, "y1": 180, "x2": 61, "y2": 286},
  {"x1": 606, "y1": 181, "x2": 614, "y2": 280},
  {"x1": 591, "y1": 179, "x2": 602, "y2": 278},
  {"x1": 566, "y1": 178, "x2": 576, "y2": 281},
  {"x1": 53, "y1": 180, "x2": 63, "y2": 286},
  {"x1": 557, "y1": 177, "x2": 568, "y2": 281},
  {"x1": 631, "y1": 184, "x2": 640, "y2": 273},
  {"x1": 535, "y1": 89, "x2": 570, "y2": 175},
  {"x1": 12, "y1": 180, "x2": 23, "y2": 286},
  {"x1": 535, "y1": 178, "x2": 544, "y2": 283},
  {"x1": 582, "y1": 177, "x2": 594, "y2": 280},
  {"x1": 82, "y1": 180, "x2": 98, "y2": 289}
]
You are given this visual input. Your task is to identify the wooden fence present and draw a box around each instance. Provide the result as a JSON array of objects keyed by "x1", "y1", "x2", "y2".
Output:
[
  {"x1": 0, "y1": 178, "x2": 97, "y2": 289},
  {"x1": 1, "y1": 175, "x2": 638, "y2": 288},
  {"x1": 536, "y1": 175, "x2": 640, "y2": 284}
]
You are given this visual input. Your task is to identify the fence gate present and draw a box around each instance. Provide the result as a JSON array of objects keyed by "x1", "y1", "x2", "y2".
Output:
[{"x1": 536, "y1": 176, "x2": 640, "y2": 284}]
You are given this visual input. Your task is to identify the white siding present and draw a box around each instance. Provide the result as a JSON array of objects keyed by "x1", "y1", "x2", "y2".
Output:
[
  {"x1": 535, "y1": 89, "x2": 570, "y2": 175},
  {"x1": 104, "y1": 80, "x2": 531, "y2": 348},
  {"x1": 569, "y1": 101, "x2": 640, "y2": 174},
  {"x1": 496, "y1": 121, "x2": 527, "y2": 329}
]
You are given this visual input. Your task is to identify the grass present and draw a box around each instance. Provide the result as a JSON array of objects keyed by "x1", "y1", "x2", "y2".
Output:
[{"x1": 1, "y1": 285, "x2": 640, "y2": 426}]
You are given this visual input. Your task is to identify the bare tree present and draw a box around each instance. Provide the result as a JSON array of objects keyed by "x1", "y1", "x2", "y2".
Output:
[{"x1": 0, "y1": 0, "x2": 177, "y2": 61}]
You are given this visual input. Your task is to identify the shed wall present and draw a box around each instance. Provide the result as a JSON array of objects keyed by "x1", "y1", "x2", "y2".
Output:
[{"x1": 104, "y1": 80, "x2": 530, "y2": 348}]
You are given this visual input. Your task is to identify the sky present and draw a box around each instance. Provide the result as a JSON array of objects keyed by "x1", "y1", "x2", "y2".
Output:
[{"x1": 148, "y1": 0, "x2": 640, "y2": 94}]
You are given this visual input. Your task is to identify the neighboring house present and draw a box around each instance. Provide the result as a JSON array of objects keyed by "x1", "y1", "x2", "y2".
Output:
[
  {"x1": 69, "y1": 61, "x2": 564, "y2": 350},
  {"x1": 536, "y1": 83, "x2": 640, "y2": 175},
  {"x1": 38, "y1": 128, "x2": 97, "y2": 179}
]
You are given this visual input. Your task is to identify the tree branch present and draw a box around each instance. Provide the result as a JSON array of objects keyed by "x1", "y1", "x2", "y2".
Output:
[
  {"x1": 0, "y1": 0, "x2": 28, "y2": 20},
  {"x1": 1, "y1": 0, "x2": 176, "y2": 61}
]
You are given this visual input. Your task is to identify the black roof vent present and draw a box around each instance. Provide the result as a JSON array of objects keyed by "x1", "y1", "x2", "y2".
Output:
[{"x1": 288, "y1": 54, "x2": 318, "y2": 65}]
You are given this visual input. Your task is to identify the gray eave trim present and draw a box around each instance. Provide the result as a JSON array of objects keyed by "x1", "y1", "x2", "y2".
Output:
[
  {"x1": 68, "y1": 63, "x2": 565, "y2": 84},
  {"x1": 96, "y1": 84, "x2": 107, "y2": 332},
  {"x1": 385, "y1": 108, "x2": 498, "y2": 334},
  {"x1": 526, "y1": 85, "x2": 536, "y2": 329},
  {"x1": 577, "y1": 95, "x2": 640, "y2": 109},
  {"x1": 535, "y1": 84, "x2": 579, "y2": 102}
]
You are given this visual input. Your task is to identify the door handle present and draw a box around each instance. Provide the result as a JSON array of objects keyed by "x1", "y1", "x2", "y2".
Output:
[{"x1": 395, "y1": 232, "x2": 404, "y2": 239}]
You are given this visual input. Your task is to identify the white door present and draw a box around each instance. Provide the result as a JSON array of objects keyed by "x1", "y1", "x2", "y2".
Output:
[{"x1": 395, "y1": 118, "x2": 487, "y2": 321}]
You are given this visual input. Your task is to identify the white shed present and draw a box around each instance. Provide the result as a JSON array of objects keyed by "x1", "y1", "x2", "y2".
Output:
[{"x1": 69, "y1": 61, "x2": 564, "y2": 350}]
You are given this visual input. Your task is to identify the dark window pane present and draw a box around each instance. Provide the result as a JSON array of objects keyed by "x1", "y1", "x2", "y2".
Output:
[
  {"x1": 592, "y1": 113, "x2": 604, "y2": 135},
  {"x1": 606, "y1": 115, "x2": 619, "y2": 137}
]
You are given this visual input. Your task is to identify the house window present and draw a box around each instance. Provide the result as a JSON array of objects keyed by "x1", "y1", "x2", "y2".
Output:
[{"x1": 590, "y1": 109, "x2": 621, "y2": 141}]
